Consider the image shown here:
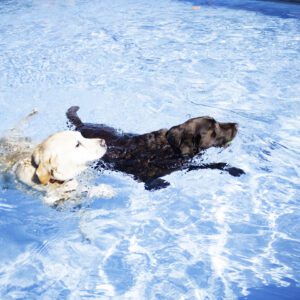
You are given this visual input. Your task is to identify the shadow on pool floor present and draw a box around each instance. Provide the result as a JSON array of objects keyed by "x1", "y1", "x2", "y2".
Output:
[
  {"x1": 180, "y1": 0, "x2": 300, "y2": 19},
  {"x1": 240, "y1": 278, "x2": 300, "y2": 300}
]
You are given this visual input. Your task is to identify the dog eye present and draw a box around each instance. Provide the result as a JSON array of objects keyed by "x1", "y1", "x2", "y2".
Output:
[{"x1": 75, "y1": 141, "x2": 82, "y2": 148}]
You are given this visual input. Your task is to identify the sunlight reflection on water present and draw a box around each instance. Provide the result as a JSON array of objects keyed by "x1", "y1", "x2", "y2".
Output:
[{"x1": 0, "y1": 0, "x2": 300, "y2": 299}]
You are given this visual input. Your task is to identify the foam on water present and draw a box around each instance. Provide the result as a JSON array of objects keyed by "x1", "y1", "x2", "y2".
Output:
[{"x1": 0, "y1": 0, "x2": 300, "y2": 299}]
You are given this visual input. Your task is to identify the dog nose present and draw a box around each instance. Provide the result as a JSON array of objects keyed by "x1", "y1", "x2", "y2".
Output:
[
  {"x1": 99, "y1": 139, "x2": 106, "y2": 147},
  {"x1": 233, "y1": 123, "x2": 239, "y2": 134}
]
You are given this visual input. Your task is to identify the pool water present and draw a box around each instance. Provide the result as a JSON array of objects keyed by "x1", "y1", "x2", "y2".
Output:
[{"x1": 0, "y1": 0, "x2": 300, "y2": 299}]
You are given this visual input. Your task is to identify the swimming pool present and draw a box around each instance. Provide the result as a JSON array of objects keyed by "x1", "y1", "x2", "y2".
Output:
[{"x1": 0, "y1": 0, "x2": 300, "y2": 299}]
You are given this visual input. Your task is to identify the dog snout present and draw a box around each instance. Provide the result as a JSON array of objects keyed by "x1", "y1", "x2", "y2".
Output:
[{"x1": 232, "y1": 123, "x2": 238, "y2": 137}]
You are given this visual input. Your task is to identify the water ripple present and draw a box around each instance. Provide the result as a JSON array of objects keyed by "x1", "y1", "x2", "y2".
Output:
[{"x1": 1, "y1": 0, "x2": 300, "y2": 299}]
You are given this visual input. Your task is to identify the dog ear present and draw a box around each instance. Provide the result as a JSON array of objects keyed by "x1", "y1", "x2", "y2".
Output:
[
  {"x1": 167, "y1": 124, "x2": 202, "y2": 156},
  {"x1": 36, "y1": 162, "x2": 51, "y2": 185},
  {"x1": 32, "y1": 145, "x2": 51, "y2": 185},
  {"x1": 166, "y1": 126, "x2": 183, "y2": 153}
]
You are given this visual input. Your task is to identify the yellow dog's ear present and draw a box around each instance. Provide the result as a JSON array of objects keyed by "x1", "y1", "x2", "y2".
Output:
[
  {"x1": 32, "y1": 144, "x2": 51, "y2": 185},
  {"x1": 36, "y1": 162, "x2": 51, "y2": 185}
]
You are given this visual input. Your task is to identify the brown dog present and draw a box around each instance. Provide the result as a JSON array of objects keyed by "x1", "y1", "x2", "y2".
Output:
[{"x1": 66, "y1": 106, "x2": 244, "y2": 190}]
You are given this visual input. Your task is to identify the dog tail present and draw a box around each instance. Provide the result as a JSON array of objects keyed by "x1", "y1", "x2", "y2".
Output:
[{"x1": 66, "y1": 106, "x2": 83, "y2": 128}]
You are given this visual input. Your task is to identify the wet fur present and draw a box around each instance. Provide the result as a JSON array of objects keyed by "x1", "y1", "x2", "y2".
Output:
[
  {"x1": 0, "y1": 116, "x2": 115, "y2": 206},
  {"x1": 66, "y1": 106, "x2": 245, "y2": 190}
]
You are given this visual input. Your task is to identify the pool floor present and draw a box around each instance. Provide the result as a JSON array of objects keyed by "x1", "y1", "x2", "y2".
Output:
[{"x1": 0, "y1": 0, "x2": 300, "y2": 299}]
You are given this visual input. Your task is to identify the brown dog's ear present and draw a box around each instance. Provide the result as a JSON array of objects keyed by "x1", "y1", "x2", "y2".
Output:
[
  {"x1": 36, "y1": 162, "x2": 51, "y2": 185},
  {"x1": 166, "y1": 126, "x2": 182, "y2": 151},
  {"x1": 166, "y1": 126, "x2": 183, "y2": 154},
  {"x1": 167, "y1": 124, "x2": 202, "y2": 156}
]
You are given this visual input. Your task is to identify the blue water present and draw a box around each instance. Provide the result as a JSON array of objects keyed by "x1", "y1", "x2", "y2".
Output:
[{"x1": 0, "y1": 0, "x2": 300, "y2": 299}]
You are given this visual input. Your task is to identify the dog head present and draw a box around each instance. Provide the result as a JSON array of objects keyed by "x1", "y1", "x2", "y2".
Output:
[
  {"x1": 32, "y1": 131, "x2": 106, "y2": 184},
  {"x1": 166, "y1": 116, "x2": 238, "y2": 156}
]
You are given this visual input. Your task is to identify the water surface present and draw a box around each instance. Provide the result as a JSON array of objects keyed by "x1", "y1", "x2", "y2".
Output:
[{"x1": 0, "y1": 0, "x2": 300, "y2": 299}]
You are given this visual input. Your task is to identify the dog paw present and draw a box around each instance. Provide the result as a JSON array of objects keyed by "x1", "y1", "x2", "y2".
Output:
[
  {"x1": 88, "y1": 184, "x2": 116, "y2": 199},
  {"x1": 145, "y1": 178, "x2": 170, "y2": 191},
  {"x1": 226, "y1": 167, "x2": 245, "y2": 177}
]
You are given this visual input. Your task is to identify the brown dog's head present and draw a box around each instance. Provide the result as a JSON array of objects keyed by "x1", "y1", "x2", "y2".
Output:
[{"x1": 166, "y1": 116, "x2": 238, "y2": 156}]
